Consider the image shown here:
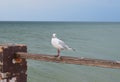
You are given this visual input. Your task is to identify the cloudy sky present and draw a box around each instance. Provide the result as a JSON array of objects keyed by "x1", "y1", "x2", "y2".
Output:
[{"x1": 0, "y1": 0, "x2": 120, "y2": 21}]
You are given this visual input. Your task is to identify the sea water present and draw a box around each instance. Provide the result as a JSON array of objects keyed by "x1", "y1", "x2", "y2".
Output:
[{"x1": 0, "y1": 22, "x2": 120, "y2": 82}]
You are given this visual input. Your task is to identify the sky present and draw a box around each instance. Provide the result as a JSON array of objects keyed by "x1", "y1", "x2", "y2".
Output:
[{"x1": 0, "y1": 0, "x2": 120, "y2": 22}]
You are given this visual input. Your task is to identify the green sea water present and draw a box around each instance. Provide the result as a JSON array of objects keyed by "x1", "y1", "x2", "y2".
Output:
[{"x1": 0, "y1": 22, "x2": 120, "y2": 82}]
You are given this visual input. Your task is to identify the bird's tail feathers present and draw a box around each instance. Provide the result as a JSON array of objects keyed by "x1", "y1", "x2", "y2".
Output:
[{"x1": 68, "y1": 47, "x2": 75, "y2": 51}]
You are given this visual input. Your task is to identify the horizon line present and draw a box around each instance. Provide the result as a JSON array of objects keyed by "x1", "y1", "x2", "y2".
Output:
[{"x1": 0, "y1": 21, "x2": 120, "y2": 23}]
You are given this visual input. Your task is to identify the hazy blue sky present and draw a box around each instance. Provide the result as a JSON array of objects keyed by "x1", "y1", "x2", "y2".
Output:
[{"x1": 0, "y1": 0, "x2": 120, "y2": 21}]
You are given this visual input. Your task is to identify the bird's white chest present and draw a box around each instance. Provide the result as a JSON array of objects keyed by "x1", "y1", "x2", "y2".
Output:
[{"x1": 51, "y1": 38, "x2": 61, "y2": 49}]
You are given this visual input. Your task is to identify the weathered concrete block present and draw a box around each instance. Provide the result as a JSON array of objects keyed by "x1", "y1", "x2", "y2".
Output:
[{"x1": 0, "y1": 44, "x2": 27, "y2": 82}]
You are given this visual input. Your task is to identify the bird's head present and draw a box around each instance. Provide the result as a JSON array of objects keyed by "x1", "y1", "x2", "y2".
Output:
[{"x1": 52, "y1": 33, "x2": 56, "y2": 38}]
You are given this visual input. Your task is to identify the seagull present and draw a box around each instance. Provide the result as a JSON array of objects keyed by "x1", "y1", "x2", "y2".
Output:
[{"x1": 51, "y1": 33, "x2": 75, "y2": 57}]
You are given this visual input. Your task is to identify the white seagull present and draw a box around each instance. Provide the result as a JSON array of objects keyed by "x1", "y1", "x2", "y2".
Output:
[{"x1": 51, "y1": 33, "x2": 75, "y2": 57}]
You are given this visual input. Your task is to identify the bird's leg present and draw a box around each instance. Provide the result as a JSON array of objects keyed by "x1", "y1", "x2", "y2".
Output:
[
  {"x1": 55, "y1": 49, "x2": 60, "y2": 57},
  {"x1": 57, "y1": 49, "x2": 60, "y2": 57},
  {"x1": 54, "y1": 49, "x2": 62, "y2": 60}
]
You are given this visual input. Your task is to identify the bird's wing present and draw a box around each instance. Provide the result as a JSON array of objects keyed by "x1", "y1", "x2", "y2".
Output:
[
  {"x1": 58, "y1": 39, "x2": 75, "y2": 51},
  {"x1": 58, "y1": 39, "x2": 69, "y2": 49}
]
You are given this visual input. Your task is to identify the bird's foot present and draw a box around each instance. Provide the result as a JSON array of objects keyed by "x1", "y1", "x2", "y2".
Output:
[
  {"x1": 54, "y1": 55, "x2": 62, "y2": 60},
  {"x1": 54, "y1": 54, "x2": 59, "y2": 57}
]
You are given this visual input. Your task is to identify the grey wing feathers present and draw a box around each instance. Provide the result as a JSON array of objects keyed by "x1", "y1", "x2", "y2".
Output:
[{"x1": 58, "y1": 40, "x2": 70, "y2": 49}]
